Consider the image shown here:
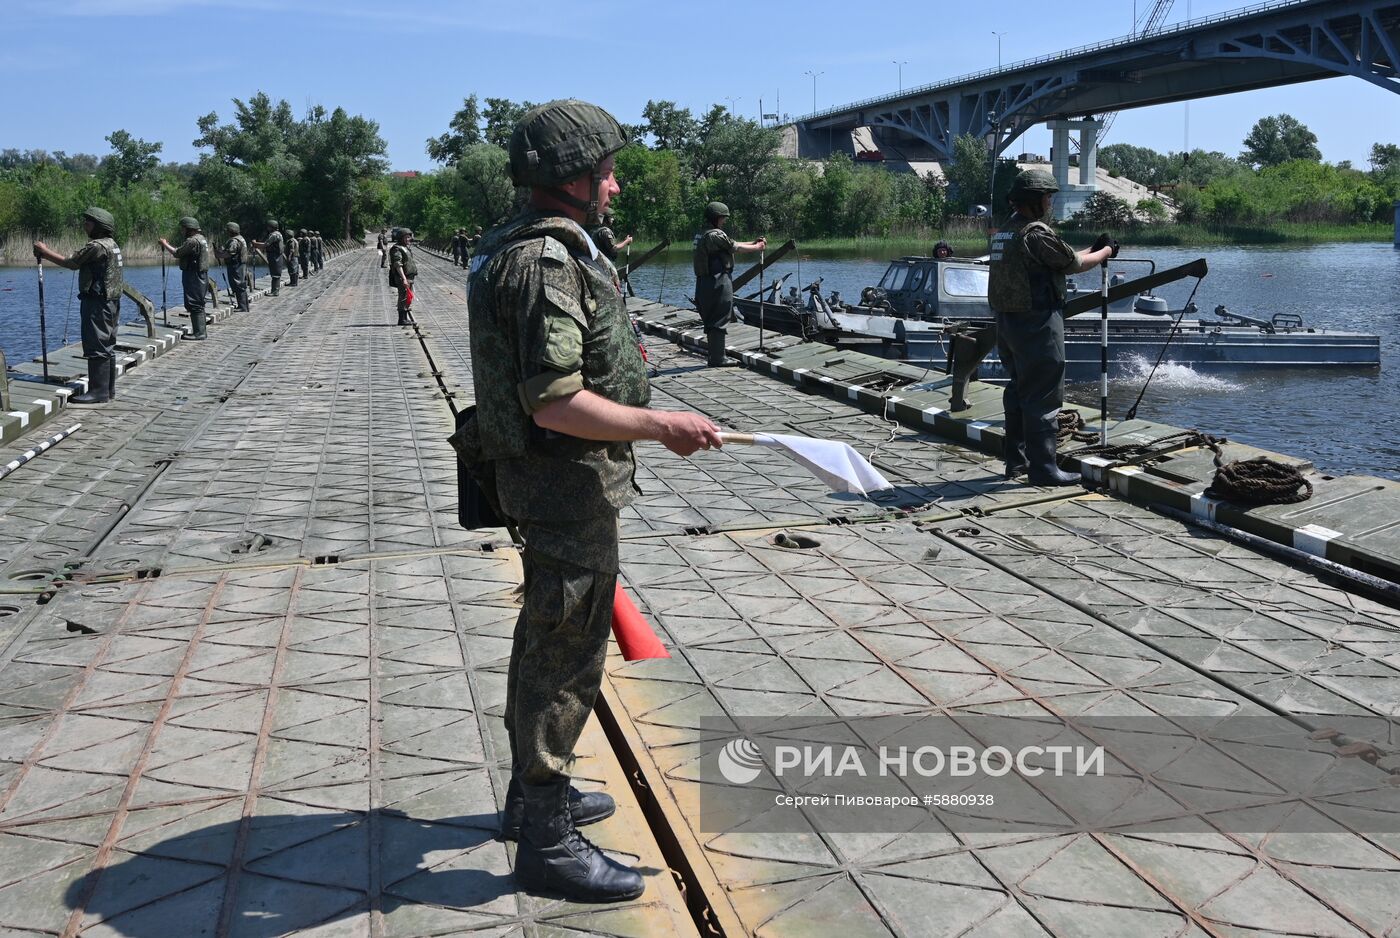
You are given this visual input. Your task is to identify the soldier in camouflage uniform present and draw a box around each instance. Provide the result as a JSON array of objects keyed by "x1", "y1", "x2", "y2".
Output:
[
  {"x1": 388, "y1": 228, "x2": 417, "y2": 325},
  {"x1": 692, "y1": 201, "x2": 765, "y2": 366},
  {"x1": 462, "y1": 99, "x2": 721, "y2": 904},
  {"x1": 33, "y1": 207, "x2": 124, "y2": 404},
  {"x1": 285, "y1": 228, "x2": 300, "y2": 286},
  {"x1": 377, "y1": 229, "x2": 388, "y2": 267},
  {"x1": 219, "y1": 222, "x2": 251, "y2": 311},
  {"x1": 253, "y1": 220, "x2": 283, "y2": 295},
  {"x1": 987, "y1": 169, "x2": 1115, "y2": 485},
  {"x1": 297, "y1": 229, "x2": 311, "y2": 279},
  {"x1": 450, "y1": 228, "x2": 464, "y2": 266},
  {"x1": 160, "y1": 217, "x2": 210, "y2": 340},
  {"x1": 313, "y1": 230, "x2": 324, "y2": 271},
  {"x1": 590, "y1": 211, "x2": 632, "y2": 262}
]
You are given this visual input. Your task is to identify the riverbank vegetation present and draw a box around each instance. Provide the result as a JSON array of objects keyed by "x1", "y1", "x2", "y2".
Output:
[{"x1": 0, "y1": 93, "x2": 389, "y2": 262}]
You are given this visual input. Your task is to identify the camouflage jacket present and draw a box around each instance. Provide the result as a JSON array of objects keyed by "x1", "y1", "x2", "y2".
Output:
[
  {"x1": 465, "y1": 210, "x2": 650, "y2": 522},
  {"x1": 69, "y1": 237, "x2": 124, "y2": 300},
  {"x1": 264, "y1": 230, "x2": 283, "y2": 257},
  {"x1": 224, "y1": 235, "x2": 249, "y2": 265},
  {"x1": 692, "y1": 226, "x2": 734, "y2": 278},
  {"x1": 987, "y1": 213, "x2": 1078, "y2": 314},
  {"x1": 388, "y1": 243, "x2": 417, "y2": 283},
  {"x1": 174, "y1": 233, "x2": 209, "y2": 274}
]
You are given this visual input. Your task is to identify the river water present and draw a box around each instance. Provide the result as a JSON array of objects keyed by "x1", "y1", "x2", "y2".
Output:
[{"x1": 3, "y1": 244, "x2": 1397, "y2": 479}]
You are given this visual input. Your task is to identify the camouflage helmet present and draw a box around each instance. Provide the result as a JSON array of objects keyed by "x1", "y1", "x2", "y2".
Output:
[
  {"x1": 704, "y1": 201, "x2": 730, "y2": 222},
  {"x1": 395, "y1": 227, "x2": 413, "y2": 242},
  {"x1": 225, "y1": 222, "x2": 241, "y2": 235},
  {"x1": 508, "y1": 99, "x2": 627, "y2": 188},
  {"x1": 267, "y1": 219, "x2": 279, "y2": 231},
  {"x1": 82, "y1": 206, "x2": 116, "y2": 235},
  {"x1": 298, "y1": 228, "x2": 307, "y2": 236},
  {"x1": 179, "y1": 216, "x2": 200, "y2": 231},
  {"x1": 1009, "y1": 169, "x2": 1059, "y2": 200}
]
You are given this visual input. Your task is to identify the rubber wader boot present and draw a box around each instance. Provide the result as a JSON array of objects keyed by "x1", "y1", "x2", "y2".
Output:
[
  {"x1": 705, "y1": 328, "x2": 727, "y2": 366},
  {"x1": 515, "y1": 778, "x2": 644, "y2": 902},
  {"x1": 1003, "y1": 412, "x2": 1028, "y2": 479},
  {"x1": 1026, "y1": 431, "x2": 1081, "y2": 487},
  {"x1": 500, "y1": 773, "x2": 615, "y2": 841},
  {"x1": 70, "y1": 358, "x2": 111, "y2": 405},
  {"x1": 190, "y1": 309, "x2": 208, "y2": 340},
  {"x1": 108, "y1": 359, "x2": 117, "y2": 401},
  {"x1": 271, "y1": 277, "x2": 280, "y2": 296}
]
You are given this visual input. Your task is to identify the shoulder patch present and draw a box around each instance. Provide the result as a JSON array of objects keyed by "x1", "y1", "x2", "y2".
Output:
[{"x1": 539, "y1": 237, "x2": 572, "y2": 266}]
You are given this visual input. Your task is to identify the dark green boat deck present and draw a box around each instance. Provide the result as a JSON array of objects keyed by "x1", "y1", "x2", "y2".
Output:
[{"x1": 0, "y1": 248, "x2": 1395, "y2": 936}]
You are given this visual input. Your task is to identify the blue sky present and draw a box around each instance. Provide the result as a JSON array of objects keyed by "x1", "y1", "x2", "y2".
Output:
[{"x1": 1, "y1": 0, "x2": 1392, "y2": 171}]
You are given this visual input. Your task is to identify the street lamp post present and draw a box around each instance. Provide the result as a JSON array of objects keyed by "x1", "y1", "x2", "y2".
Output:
[
  {"x1": 803, "y1": 69, "x2": 824, "y2": 114},
  {"x1": 724, "y1": 95, "x2": 742, "y2": 115},
  {"x1": 892, "y1": 60, "x2": 908, "y2": 92},
  {"x1": 992, "y1": 31, "x2": 1006, "y2": 68}
]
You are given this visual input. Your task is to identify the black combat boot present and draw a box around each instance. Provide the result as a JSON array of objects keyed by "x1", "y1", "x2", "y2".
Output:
[
  {"x1": 515, "y1": 777, "x2": 644, "y2": 902},
  {"x1": 70, "y1": 358, "x2": 111, "y2": 405},
  {"x1": 500, "y1": 772, "x2": 615, "y2": 841},
  {"x1": 271, "y1": 277, "x2": 280, "y2": 296},
  {"x1": 108, "y1": 359, "x2": 118, "y2": 401},
  {"x1": 190, "y1": 309, "x2": 207, "y2": 340},
  {"x1": 1025, "y1": 431, "x2": 1081, "y2": 487}
]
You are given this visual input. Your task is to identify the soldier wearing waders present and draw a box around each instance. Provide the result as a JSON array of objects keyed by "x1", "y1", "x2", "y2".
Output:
[
  {"x1": 458, "y1": 98, "x2": 721, "y2": 903},
  {"x1": 253, "y1": 220, "x2": 284, "y2": 295},
  {"x1": 298, "y1": 229, "x2": 311, "y2": 279},
  {"x1": 377, "y1": 229, "x2": 388, "y2": 267},
  {"x1": 32, "y1": 207, "x2": 123, "y2": 404},
  {"x1": 591, "y1": 211, "x2": 632, "y2": 262},
  {"x1": 313, "y1": 230, "x2": 324, "y2": 271},
  {"x1": 285, "y1": 228, "x2": 299, "y2": 286},
  {"x1": 987, "y1": 169, "x2": 1115, "y2": 485},
  {"x1": 220, "y1": 222, "x2": 251, "y2": 311},
  {"x1": 159, "y1": 217, "x2": 210, "y2": 340},
  {"x1": 692, "y1": 201, "x2": 764, "y2": 366},
  {"x1": 388, "y1": 228, "x2": 417, "y2": 325}
]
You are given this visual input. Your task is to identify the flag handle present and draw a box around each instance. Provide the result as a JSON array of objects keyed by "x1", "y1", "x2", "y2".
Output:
[{"x1": 716, "y1": 431, "x2": 756, "y2": 445}]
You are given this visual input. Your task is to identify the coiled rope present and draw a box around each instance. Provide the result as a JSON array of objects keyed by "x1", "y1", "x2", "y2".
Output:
[{"x1": 1061, "y1": 424, "x2": 1313, "y2": 506}]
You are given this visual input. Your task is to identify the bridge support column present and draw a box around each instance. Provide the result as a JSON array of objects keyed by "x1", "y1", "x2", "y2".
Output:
[{"x1": 1046, "y1": 118, "x2": 1104, "y2": 220}]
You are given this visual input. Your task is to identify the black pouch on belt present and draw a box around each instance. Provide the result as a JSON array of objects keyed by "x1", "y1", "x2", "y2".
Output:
[{"x1": 447, "y1": 405, "x2": 506, "y2": 529}]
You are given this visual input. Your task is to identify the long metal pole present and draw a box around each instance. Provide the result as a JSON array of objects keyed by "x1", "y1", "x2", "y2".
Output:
[
  {"x1": 758, "y1": 246, "x2": 766, "y2": 353},
  {"x1": 1099, "y1": 260, "x2": 1110, "y2": 445},
  {"x1": 36, "y1": 258, "x2": 50, "y2": 382},
  {"x1": 161, "y1": 250, "x2": 168, "y2": 327}
]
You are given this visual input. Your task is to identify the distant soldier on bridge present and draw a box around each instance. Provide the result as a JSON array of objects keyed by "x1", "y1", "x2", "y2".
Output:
[
  {"x1": 388, "y1": 227, "x2": 417, "y2": 325},
  {"x1": 692, "y1": 201, "x2": 764, "y2": 367},
  {"x1": 219, "y1": 222, "x2": 251, "y2": 312},
  {"x1": 159, "y1": 216, "x2": 210, "y2": 341},
  {"x1": 987, "y1": 169, "x2": 1115, "y2": 485},
  {"x1": 253, "y1": 220, "x2": 284, "y2": 296}
]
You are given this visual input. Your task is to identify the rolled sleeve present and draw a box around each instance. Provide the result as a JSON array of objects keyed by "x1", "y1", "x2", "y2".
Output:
[
  {"x1": 1023, "y1": 227, "x2": 1078, "y2": 272},
  {"x1": 65, "y1": 242, "x2": 101, "y2": 268},
  {"x1": 518, "y1": 369, "x2": 586, "y2": 414}
]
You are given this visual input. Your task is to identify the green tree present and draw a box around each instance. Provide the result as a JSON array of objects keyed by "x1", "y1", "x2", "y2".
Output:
[
  {"x1": 1071, "y1": 191, "x2": 1136, "y2": 229},
  {"x1": 482, "y1": 98, "x2": 534, "y2": 149},
  {"x1": 944, "y1": 134, "x2": 990, "y2": 215},
  {"x1": 1241, "y1": 114, "x2": 1321, "y2": 169},
  {"x1": 1135, "y1": 198, "x2": 1168, "y2": 223},
  {"x1": 612, "y1": 144, "x2": 688, "y2": 239},
  {"x1": 640, "y1": 100, "x2": 697, "y2": 151},
  {"x1": 100, "y1": 130, "x2": 162, "y2": 190},
  {"x1": 455, "y1": 143, "x2": 516, "y2": 227},
  {"x1": 426, "y1": 95, "x2": 483, "y2": 164},
  {"x1": 1370, "y1": 142, "x2": 1400, "y2": 172},
  {"x1": 1098, "y1": 143, "x2": 1173, "y2": 186}
]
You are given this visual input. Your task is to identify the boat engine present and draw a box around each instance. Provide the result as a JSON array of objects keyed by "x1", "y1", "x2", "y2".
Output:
[{"x1": 1134, "y1": 294, "x2": 1171, "y2": 315}]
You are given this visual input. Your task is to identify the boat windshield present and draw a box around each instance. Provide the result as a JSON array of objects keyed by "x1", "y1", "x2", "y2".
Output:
[
  {"x1": 943, "y1": 267, "x2": 989, "y2": 297},
  {"x1": 878, "y1": 264, "x2": 912, "y2": 290}
]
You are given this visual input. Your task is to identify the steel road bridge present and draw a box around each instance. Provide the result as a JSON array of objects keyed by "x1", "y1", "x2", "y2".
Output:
[{"x1": 795, "y1": 0, "x2": 1400, "y2": 208}]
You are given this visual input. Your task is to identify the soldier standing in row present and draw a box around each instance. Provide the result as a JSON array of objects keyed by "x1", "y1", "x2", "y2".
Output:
[
  {"x1": 692, "y1": 201, "x2": 765, "y2": 367},
  {"x1": 464, "y1": 99, "x2": 721, "y2": 903},
  {"x1": 159, "y1": 217, "x2": 210, "y2": 340},
  {"x1": 285, "y1": 227, "x2": 299, "y2": 287},
  {"x1": 313, "y1": 230, "x2": 324, "y2": 271},
  {"x1": 388, "y1": 227, "x2": 417, "y2": 325},
  {"x1": 32, "y1": 207, "x2": 123, "y2": 404},
  {"x1": 987, "y1": 169, "x2": 1116, "y2": 485},
  {"x1": 298, "y1": 229, "x2": 311, "y2": 279},
  {"x1": 450, "y1": 228, "x2": 465, "y2": 266},
  {"x1": 591, "y1": 211, "x2": 632, "y2": 262},
  {"x1": 253, "y1": 220, "x2": 284, "y2": 295},
  {"x1": 220, "y1": 222, "x2": 251, "y2": 311}
]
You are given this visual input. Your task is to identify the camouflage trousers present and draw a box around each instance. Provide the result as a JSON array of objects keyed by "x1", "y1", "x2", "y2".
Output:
[
  {"x1": 505, "y1": 513, "x2": 619, "y2": 784},
  {"x1": 996, "y1": 306, "x2": 1066, "y2": 439}
]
